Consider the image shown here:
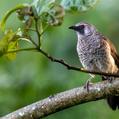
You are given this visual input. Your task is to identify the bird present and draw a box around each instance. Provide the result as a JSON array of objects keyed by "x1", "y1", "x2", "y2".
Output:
[{"x1": 69, "y1": 22, "x2": 119, "y2": 110}]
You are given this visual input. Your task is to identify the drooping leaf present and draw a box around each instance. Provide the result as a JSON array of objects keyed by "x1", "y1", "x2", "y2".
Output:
[
  {"x1": 0, "y1": 4, "x2": 28, "y2": 31},
  {"x1": 61, "y1": 0, "x2": 99, "y2": 12}
]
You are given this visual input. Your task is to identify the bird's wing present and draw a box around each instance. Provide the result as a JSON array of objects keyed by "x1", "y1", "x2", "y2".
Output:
[
  {"x1": 102, "y1": 36, "x2": 119, "y2": 110},
  {"x1": 102, "y1": 36, "x2": 119, "y2": 68}
]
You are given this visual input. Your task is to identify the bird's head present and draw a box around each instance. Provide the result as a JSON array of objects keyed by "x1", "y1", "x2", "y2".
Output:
[{"x1": 69, "y1": 22, "x2": 96, "y2": 38}]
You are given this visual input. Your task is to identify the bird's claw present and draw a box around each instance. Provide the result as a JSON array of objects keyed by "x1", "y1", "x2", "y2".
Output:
[{"x1": 84, "y1": 81, "x2": 93, "y2": 92}]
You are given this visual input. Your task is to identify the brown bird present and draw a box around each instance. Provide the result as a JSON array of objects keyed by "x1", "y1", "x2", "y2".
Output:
[{"x1": 69, "y1": 22, "x2": 119, "y2": 110}]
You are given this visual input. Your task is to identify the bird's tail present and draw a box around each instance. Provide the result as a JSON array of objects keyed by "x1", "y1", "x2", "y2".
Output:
[
  {"x1": 107, "y1": 96, "x2": 119, "y2": 110},
  {"x1": 102, "y1": 76, "x2": 119, "y2": 110}
]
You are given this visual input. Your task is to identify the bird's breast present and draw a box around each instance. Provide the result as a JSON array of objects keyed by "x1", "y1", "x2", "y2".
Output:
[
  {"x1": 76, "y1": 38, "x2": 117, "y2": 73},
  {"x1": 76, "y1": 39, "x2": 98, "y2": 69}
]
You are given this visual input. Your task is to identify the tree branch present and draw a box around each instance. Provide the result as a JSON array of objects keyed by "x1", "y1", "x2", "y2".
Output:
[
  {"x1": 26, "y1": 9, "x2": 119, "y2": 77},
  {"x1": 5, "y1": 47, "x2": 119, "y2": 77},
  {"x1": 1, "y1": 79, "x2": 119, "y2": 119},
  {"x1": 37, "y1": 48, "x2": 119, "y2": 77}
]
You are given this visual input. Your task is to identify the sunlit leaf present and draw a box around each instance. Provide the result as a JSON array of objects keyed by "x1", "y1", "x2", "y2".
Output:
[
  {"x1": 61, "y1": 0, "x2": 99, "y2": 12},
  {"x1": 16, "y1": 28, "x2": 32, "y2": 43},
  {"x1": 6, "y1": 40, "x2": 18, "y2": 60},
  {"x1": 0, "y1": 30, "x2": 20, "y2": 59}
]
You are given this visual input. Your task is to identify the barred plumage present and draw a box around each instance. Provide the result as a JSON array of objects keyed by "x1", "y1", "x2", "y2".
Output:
[{"x1": 69, "y1": 22, "x2": 119, "y2": 110}]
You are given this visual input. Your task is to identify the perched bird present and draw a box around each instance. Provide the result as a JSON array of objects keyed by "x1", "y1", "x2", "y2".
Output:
[{"x1": 69, "y1": 22, "x2": 119, "y2": 110}]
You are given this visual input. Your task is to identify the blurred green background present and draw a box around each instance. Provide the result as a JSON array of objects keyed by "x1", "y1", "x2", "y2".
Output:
[{"x1": 0, "y1": 0, "x2": 119, "y2": 119}]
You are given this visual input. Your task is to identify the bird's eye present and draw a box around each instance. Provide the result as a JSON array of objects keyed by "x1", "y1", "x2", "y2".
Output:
[
  {"x1": 78, "y1": 25, "x2": 85, "y2": 30},
  {"x1": 78, "y1": 25, "x2": 85, "y2": 34}
]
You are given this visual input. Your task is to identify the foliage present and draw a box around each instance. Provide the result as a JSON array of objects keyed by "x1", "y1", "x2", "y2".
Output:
[
  {"x1": 0, "y1": 30, "x2": 20, "y2": 59},
  {"x1": 61, "y1": 0, "x2": 99, "y2": 11},
  {"x1": 0, "y1": 0, "x2": 98, "y2": 60}
]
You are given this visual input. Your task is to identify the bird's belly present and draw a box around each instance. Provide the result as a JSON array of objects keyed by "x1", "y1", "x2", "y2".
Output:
[
  {"x1": 78, "y1": 51, "x2": 99, "y2": 71},
  {"x1": 76, "y1": 40, "x2": 97, "y2": 69},
  {"x1": 77, "y1": 45, "x2": 116, "y2": 73}
]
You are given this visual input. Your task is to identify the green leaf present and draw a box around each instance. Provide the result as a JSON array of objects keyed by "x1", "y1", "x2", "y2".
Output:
[
  {"x1": 6, "y1": 39, "x2": 18, "y2": 60},
  {"x1": 32, "y1": 0, "x2": 55, "y2": 15},
  {"x1": 61, "y1": 0, "x2": 99, "y2": 12},
  {"x1": 41, "y1": 4, "x2": 65, "y2": 26},
  {"x1": 0, "y1": 37, "x2": 9, "y2": 57},
  {"x1": 0, "y1": 30, "x2": 20, "y2": 60},
  {"x1": 32, "y1": 0, "x2": 65, "y2": 26}
]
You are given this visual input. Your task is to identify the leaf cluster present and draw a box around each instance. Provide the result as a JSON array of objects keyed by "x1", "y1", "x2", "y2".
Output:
[{"x1": 0, "y1": 0, "x2": 98, "y2": 60}]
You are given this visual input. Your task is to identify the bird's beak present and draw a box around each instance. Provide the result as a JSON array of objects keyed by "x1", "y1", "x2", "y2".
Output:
[{"x1": 69, "y1": 26, "x2": 76, "y2": 30}]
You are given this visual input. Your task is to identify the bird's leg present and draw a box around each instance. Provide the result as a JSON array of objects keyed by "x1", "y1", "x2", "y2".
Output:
[{"x1": 84, "y1": 75, "x2": 94, "y2": 92}]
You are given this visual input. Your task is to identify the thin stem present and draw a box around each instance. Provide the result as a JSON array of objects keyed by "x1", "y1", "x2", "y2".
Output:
[
  {"x1": 37, "y1": 48, "x2": 119, "y2": 77},
  {"x1": 25, "y1": 28, "x2": 36, "y2": 32},
  {"x1": 40, "y1": 25, "x2": 49, "y2": 36},
  {"x1": 1, "y1": 4, "x2": 28, "y2": 30},
  {"x1": 5, "y1": 48, "x2": 37, "y2": 54},
  {"x1": 34, "y1": 18, "x2": 41, "y2": 47},
  {"x1": 28, "y1": 36, "x2": 39, "y2": 48},
  {"x1": 4, "y1": 46, "x2": 119, "y2": 77}
]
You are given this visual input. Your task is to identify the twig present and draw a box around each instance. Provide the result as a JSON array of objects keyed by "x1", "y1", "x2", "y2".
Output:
[
  {"x1": 1, "y1": 79, "x2": 119, "y2": 119},
  {"x1": 5, "y1": 47, "x2": 119, "y2": 77},
  {"x1": 29, "y1": 37, "x2": 39, "y2": 48},
  {"x1": 25, "y1": 28, "x2": 36, "y2": 32},
  {"x1": 40, "y1": 25, "x2": 49, "y2": 36},
  {"x1": 30, "y1": 13, "x2": 119, "y2": 77},
  {"x1": 37, "y1": 48, "x2": 119, "y2": 77},
  {"x1": 5, "y1": 48, "x2": 37, "y2": 54},
  {"x1": 34, "y1": 18, "x2": 41, "y2": 47}
]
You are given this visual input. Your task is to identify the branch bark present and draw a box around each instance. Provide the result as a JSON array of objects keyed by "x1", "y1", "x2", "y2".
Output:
[{"x1": 1, "y1": 79, "x2": 119, "y2": 119}]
